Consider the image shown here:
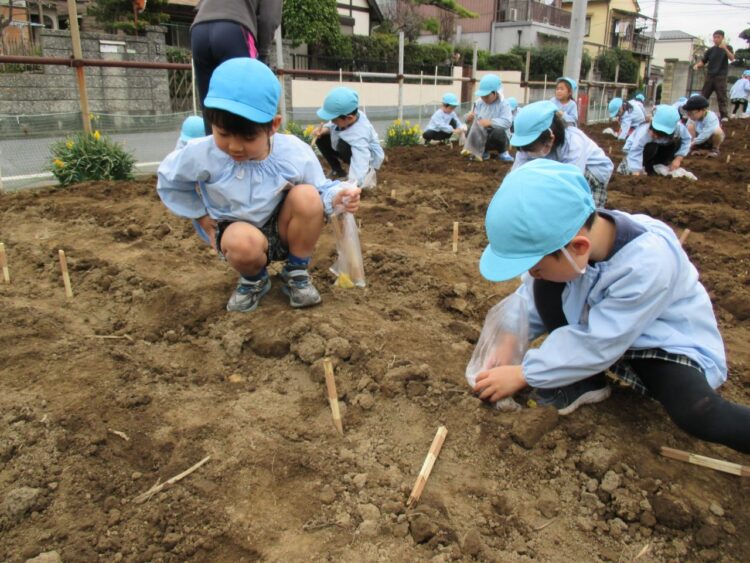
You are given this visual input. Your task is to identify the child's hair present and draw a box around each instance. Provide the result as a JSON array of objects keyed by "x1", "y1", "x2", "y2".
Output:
[
  {"x1": 713, "y1": 30, "x2": 724, "y2": 37},
  {"x1": 336, "y1": 108, "x2": 359, "y2": 120},
  {"x1": 519, "y1": 112, "x2": 567, "y2": 152},
  {"x1": 549, "y1": 211, "x2": 597, "y2": 258},
  {"x1": 204, "y1": 107, "x2": 274, "y2": 138}
]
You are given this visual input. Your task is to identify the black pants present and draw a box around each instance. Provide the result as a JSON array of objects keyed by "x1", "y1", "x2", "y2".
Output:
[
  {"x1": 701, "y1": 74, "x2": 729, "y2": 119},
  {"x1": 191, "y1": 21, "x2": 256, "y2": 135},
  {"x1": 642, "y1": 140, "x2": 679, "y2": 175},
  {"x1": 485, "y1": 126, "x2": 508, "y2": 153},
  {"x1": 731, "y1": 99, "x2": 748, "y2": 114},
  {"x1": 533, "y1": 279, "x2": 750, "y2": 453},
  {"x1": 315, "y1": 134, "x2": 352, "y2": 173},
  {"x1": 423, "y1": 119, "x2": 458, "y2": 141}
]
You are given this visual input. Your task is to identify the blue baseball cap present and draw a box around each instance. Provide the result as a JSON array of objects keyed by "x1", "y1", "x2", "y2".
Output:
[
  {"x1": 743, "y1": 69, "x2": 750, "y2": 77},
  {"x1": 635, "y1": 93, "x2": 645, "y2": 102},
  {"x1": 510, "y1": 100, "x2": 557, "y2": 147},
  {"x1": 480, "y1": 159, "x2": 595, "y2": 282},
  {"x1": 317, "y1": 87, "x2": 359, "y2": 120},
  {"x1": 442, "y1": 93, "x2": 459, "y2": 106},
  {"x1": 556, "y1": 76, "x2": 577, "y2": 92},
  {"x1": 204, "y1": 58, "x2": 280, "y2": 123},
  {"x1": 179, "y1": 115, "x2": 206, "y2": 142},
  {"x1": 506, "y1": 97, "x2": 518, "y2": 111},
  {"x1": 477, "y1": 74, "x2": 502, "y2": 96},
  {"x1": 677, "y1": 96, "x2": 688, "y2": 104},
  {"x1": 651, "y1": 104, "x2": 680, "y2": 135},
  {"x1": 608, "y1": 97, "x2": 623, "y2": 118}
]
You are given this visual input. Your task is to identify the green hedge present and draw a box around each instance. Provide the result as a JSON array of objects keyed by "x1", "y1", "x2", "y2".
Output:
[{"x1": 594, "y1": 48, "x2": 639, "y2": 84}]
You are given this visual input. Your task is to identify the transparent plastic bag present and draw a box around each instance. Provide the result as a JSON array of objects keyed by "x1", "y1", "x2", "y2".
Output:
[
  {"x1": 361, "y1": 167, "x2": 377, "y2": 189},
  {"x1": 329, "y1": 208, "x2": 366, "y2": 288},
  {"x1": 653, "y1": 164, "x2": 697, "y2": 181},
  {"x1": 464, "y1": 121, "x2": 488, "y2": 159},
  {"x1": 466, "y1": 293, "x2": 529, "y2": 412}
]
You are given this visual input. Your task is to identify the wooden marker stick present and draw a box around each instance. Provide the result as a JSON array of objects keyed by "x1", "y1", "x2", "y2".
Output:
[
  {"x1": 390, "y1": 189, "x2": 396, "y2": 198},
  {"x1": 726, "y1": 154, "x2": 731, "y2": 164},
  {"x1": 407, "y1": 426, "x2": 447, "y2": 508},
  {"x1": 660, "y1": 446, "x2": 750, "y2": 478},
  {"x1": 58, "y1": 249, "x2": 73, "y2": 298},
  {"x1": 452, "y1": 222, "x2": 459, "y2": 253},
  {"x1": 323, "y1": 358, "x2": 343, "y2": 435},
  {"x1": 678, "y1": 228, "x2": 691, "y2": 246},
  {"x1": 0, "y1": 242, "x2": 9, "y2": 283}
]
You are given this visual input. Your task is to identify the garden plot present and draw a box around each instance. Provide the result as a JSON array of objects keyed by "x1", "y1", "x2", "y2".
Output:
[{"x1": 0, "y1": 122, "x2": 749, "y2": 562}]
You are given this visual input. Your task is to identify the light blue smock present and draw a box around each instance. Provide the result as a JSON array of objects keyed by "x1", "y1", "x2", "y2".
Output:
[
  {"x1": 689, "y1": 110, "x2": 721, "y2": 145},
  {"x1": 622, "y1": 122, "x2": 691, "y2": 173},
  {"x1": 550, "y1": 97, "x2": 578, "y2": 126},
  {"x1": 512, "y1": 126, "x2": 613, "y2": 185},
  {"x1": 729, "y1": 78, "x2": 750, "y2": 99},
  {"x1": 326, "y1": 111, "x2": 384, "y2": 186},
  {"x1": 618, "y1": 102, "x2": 646, "y2": 140},
  {"x1": 512, "y1": 211, "x2": 727, "y2": 389},
  {"x1": 424, "y1": 109, "x2": 464, "y2": 133},
  {"x1": 156, "y1": 133, "x2": 345, "y2": 225},
  {"x1": 474, "y1": 97, "x2": 513, "y2": 130}
]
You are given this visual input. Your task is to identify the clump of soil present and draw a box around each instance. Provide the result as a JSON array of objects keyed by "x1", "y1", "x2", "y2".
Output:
[{"x1": 1, "y1": 121, "x2": 748, "y2": 562}]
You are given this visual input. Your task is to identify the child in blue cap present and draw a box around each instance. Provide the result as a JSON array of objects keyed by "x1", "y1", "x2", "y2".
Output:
[
  {"x1": 672, "y1": 96, "x2": 688, "y2": 123},
  {"x1": 616, "y1": 104, "x2": 691, "y2": 175},
  {"x1": 683, "y1": 95, "x2": 725, "y2": 157},
  {"x1": 510, "y1": 100, "x2": 612, "y2": 206},
  {"x1": 465, "y1": 74, "x2": 514, "y2": 161},
  {"x1": 157, "y1": 58, "x2": 361, "y2": 313},
  {"x1": 729, "y1": 70, "x2": 750, "y2": 118},
  {"x1": 313, "y1": 87, "x2": 384, "y2": 184},
  {"x1": 608, "y1": 97, "x2": 646, "y2": 141},
  {"x1": 472, "y1": 159, "x2": 750, "y2": 453},
  {"x1": 173, "y1": 115, "x2": 212, "y2": 244},
  {"x1": 549, "y1": 76, "x2": 578, "y2": 126},
  {"x1": 422, "y1": 93, "x2": 464, "y2": 144}
]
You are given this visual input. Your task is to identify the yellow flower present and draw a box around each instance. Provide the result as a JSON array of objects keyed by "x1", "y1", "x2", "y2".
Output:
[
  {"x1": 66, "y1": 140, "x2": 74, "y2": 149},
  {"x1": 93, "y1": 130, "x2": 101, "y2": 141},
  {"x1": 388, "y1": 130, "x2": 395, "y2": 137},
  {"x1": 53, "y1": 159, "x2": 65, "y2": 168},
  {"x1": 395, "y1": 119, "x2": 402, "y2": 126},
  {"x1": 303, "y1": 125, "x2": 314, "y2": 136}
]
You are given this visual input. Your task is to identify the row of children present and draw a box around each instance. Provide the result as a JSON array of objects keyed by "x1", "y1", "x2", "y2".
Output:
[{"x1": 156, "y1": 57, "x2": 750, "y2": 456}]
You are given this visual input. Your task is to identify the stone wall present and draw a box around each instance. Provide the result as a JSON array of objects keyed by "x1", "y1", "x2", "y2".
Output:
[{"x1": 0, "y1": 27, "x2": 171, "y2": 117}]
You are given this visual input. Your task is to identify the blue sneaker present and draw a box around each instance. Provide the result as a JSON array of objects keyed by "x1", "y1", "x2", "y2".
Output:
[
  {"x1": 279, "y1": 267, "x2": 322, "y2": 308},
  {"x1": 528, "y1": 374, "x2": 611, "y2": 415},
  {"x1": 226, "y1": 275, "x2": 271, "y2": 312},
  {"x1": 498, "y1": 151, "x2": 515, "y2": 162}
]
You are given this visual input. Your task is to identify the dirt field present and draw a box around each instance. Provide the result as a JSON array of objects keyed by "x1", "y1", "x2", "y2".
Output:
[{"x1": 1, "y1": 120, "x2": 749, "y2": 562}]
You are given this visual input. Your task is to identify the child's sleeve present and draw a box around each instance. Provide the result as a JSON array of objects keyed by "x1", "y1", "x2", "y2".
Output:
[
  {"x1": 298, "y1": 144, "x2": 345, "y2": 216},
  {"x1": 490, "y1": 102, "x2": 513, "y2": 130},
  {"x1": 522, "y1": 244, "x2": 678, "y2": 388},
  {"x1": 618, "y1": 111, "x2": 633, "y2": 140},
  {"x1": 452, "y1": 111, "x2": 464, "y2": 129},
  {"x1": 676, "y1": 125, "x2": 691, "y2": 157},
  {"x1": 156, "y1": 146, "x2": 210, "y2": 219},
  {"x1": 567, "y1": 101, "x2": 579, "y2": 125},
  {"x1": 624, "y1": 132, "x2": 645, "y2": 173},
  {"x1": 347, "y1": 131, "x2": 374, "y2": 186},
  {"x1": 693, "y1": 113, "x2": 718, "y2": 145}
]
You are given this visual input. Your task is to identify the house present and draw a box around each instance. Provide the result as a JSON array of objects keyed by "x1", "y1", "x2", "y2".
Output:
[{"x1": 648, "y1": 29, "x2": 703, "y2": 69}]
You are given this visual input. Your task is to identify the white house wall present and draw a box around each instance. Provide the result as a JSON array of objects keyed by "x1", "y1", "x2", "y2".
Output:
[{"x1": 651, "y1": 39, "x2": 694, "y2": 68}]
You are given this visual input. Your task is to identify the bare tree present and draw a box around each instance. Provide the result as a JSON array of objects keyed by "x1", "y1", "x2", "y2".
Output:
[
  {"x1": 438, "y1": 9, "x2": 455, "y2": 42},
  {"x1": 381, "y1": 0, "x2": 426, "y2": 42}
]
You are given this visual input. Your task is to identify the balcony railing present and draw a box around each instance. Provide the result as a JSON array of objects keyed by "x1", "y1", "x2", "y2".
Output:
[
  {"x1": 496, "y1": 0, "x2": 571, "y2": 29},
  {"x1": 611, "y1": 32, "x2": 654, "y2": 56}
]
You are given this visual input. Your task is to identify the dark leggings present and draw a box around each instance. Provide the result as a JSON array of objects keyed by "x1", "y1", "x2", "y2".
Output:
[
  {"x1": 732, "y1": 99, "x2": 748, "y2": 114},
  {"x1": 315, "y1": 134, "x2": 352, "y2": 173},
  {"x1": 533, "y1": 279, "x2": 750, "y2": 453},
  {"x1": 423, "y1": 119, "x2": 458, "y2": 141},
  {"x1": 191, "y1": 21, "x2": 256, "y2": 134},
  {"x1": 485, "y1": 126, "x2": 508, "y2": 153},
  {"x1": 642, "y1": 140, "x2": 678, "y2": 175}
]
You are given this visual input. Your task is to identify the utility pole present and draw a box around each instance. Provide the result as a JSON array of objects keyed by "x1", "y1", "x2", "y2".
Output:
[
  {"x1": 564, "y1": 0, "x2": 588, "y2": 82},
  {"x1": 645, "y1": 0, "x2": 659, "y2": 98}
]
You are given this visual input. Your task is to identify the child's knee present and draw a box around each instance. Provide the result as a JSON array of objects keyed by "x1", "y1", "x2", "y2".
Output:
[
  {"x1": 221, "y1": 223, "x2": 267, "y2": 264},
  {"x1": 286, "y1": 184, "x2": 324, "y2": 216}
]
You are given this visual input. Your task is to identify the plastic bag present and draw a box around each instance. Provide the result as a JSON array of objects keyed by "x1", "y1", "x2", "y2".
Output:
[
  {"x1": 361, "y1": 167, "x2": 377, "y2": 189},
  {"x1": 465, "y1": 293, "x2": 529, "y2": 412},
  {"x1": 602, "y1": 127, "x2": 617, "y2": 137},
  {"x1": 329, "y1": 207, "x2": 365, "y2": 288},
  {"x1": 652, "y1": 164, "x2": 698, "y2": 181},
  {"x1": 464, "y1": 121, "x2": 488, "y2": 159}
]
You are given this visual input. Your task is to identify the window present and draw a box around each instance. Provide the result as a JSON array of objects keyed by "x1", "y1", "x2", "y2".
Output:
[{"x1": 585, "y1": 16, "x2": 591, "y2": 37}]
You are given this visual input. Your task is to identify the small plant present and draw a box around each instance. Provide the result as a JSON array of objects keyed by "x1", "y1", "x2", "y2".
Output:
[
  {"x1": 385, "y1": 119, "x2": 422, "y2": 148},
  {"x1": 284, "y1": 121, "x2": 315, "y2": 144},
  {"x1": 50, "y1": 131, "x2": 135, "y2": 187}
]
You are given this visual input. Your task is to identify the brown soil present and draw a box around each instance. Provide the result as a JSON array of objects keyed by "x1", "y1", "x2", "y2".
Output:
[{"x1": 1, "y1": 121, "x2": 749, "y2": 562}]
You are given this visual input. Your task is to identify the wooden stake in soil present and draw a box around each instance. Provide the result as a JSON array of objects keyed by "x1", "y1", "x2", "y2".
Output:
[
  {"x1": 323, "y1": 358, "x2": 343, "y2": 435},
  {"x1": 660, "y1": 446, "x2": 750, "y2": 478},
  {"x1": 678, "y1": 228, "x2": 691, "y2": 246},
  {"x1": 407, "y1": 426, "x2": 447, "y2": 508},
  {"x1": 0, "y1": 242, "x2": 9, "y2": 283},
  {"x1": 132, "y1": 455, "x2": 211, "y2": 503},
  {"x1": 390, "y1": 189, "x2": 396, "y2": 198},
  {"x1": 726, "y1": 154, "x2": 731, "y2": 164},
  {"x1": 452, "y1": 222, "x2": 459, "y2": 253},
  {"x1": 58, "y1": 249, "x2": 73, "y2": 298}
]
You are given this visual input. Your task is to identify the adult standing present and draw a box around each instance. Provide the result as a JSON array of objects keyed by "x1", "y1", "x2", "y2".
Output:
[
  {"x1": 191, "y1": 0, "x2": 283, "y2": 134},
  {"x1": 693, "y1": 30, "x2": 735, "y2": 122}
]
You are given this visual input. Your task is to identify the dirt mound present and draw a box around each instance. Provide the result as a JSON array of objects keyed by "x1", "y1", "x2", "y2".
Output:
[{"x1": 1, "y1": 121, "x2": 749, "y2": 562}]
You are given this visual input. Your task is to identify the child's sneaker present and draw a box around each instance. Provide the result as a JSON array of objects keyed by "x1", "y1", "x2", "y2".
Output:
[
  {"x1": 279, "y1": 267, "x2": 322, "y2": 308},
  {"x1": 528, "y1": 374, "x2": 611, "y2": 415},
  {"x1": 498, "y1": 151, "x2": 515, "y2": 162},
  {"x1": 226, "y1": 275, "x2": 271, "y2": 312}
]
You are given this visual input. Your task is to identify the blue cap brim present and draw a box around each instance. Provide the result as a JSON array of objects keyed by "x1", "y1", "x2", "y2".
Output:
[
  {"x1": 204, "y1": 96, "x2": 276, "y2": 123},
  {"x1": 510, "y1": 130, "x2": 543, "y2": 147},
  {"x1": 476, "y1": 88, "x2": 494, "y2": 96},
  {"x1": 479, "y1": 245, "x2": 543, "y2": 282},
  {"x1": 317, "y1": 108, "x2": 338, "y2": 120},
  {"x1": 651, "y1": 122, "x2": 676, "y2": 135}
]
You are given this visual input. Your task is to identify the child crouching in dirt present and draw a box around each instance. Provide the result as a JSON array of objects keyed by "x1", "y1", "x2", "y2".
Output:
[
  {"x1": 422, "y1": 93, "x2": 465, "y2": 144},
  {"x1": 684, "y1": 95, "x2": 725, "y2": 157},
  {"x1": 157, "y1": 58, "x2": 361, "y2": 313},
  {"x1": 472, "y1": 159, "x2": 750, "y2": 454}
]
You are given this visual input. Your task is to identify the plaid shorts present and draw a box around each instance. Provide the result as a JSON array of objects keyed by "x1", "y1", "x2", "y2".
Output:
[
  {"x1": 215, "y1": 198, "x2": 289, "y2": 264},
  {"x1": 616, "y1": 158, "x2": 631, "y2": 175},
  {"x1": 584, "y1": 169, "x2": 608, "y2": 207},
  {"x1": 606, "y1": 348, "x2": 704, "y2": 396}
]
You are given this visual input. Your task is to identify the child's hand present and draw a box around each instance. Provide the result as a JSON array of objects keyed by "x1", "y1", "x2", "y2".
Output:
[
  {"x1": 313, "y1": 126, "x2": 329, "y2": 137},
  {"x1": 334, "y1": 186, "x2": 362, "y2": 213},
  {"x1": 197, "y1": 214, "x2": 218, "y2": 250},
  {"x1": 465, "y1": 112, "x2": 475, "y2": 123},
  {"x1": 473, "y1": 365, "x2": 526, "y2": 403},
  {"x1": 478, "y1": 118, "x2": 492, "y2": 128},
  {"x1": 669, "y1": 157, "x2": 683, "y2": 171}
]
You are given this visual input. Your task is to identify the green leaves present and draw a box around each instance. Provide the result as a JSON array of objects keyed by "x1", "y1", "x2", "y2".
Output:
[{"x1": 49, "y1": 132, "x2": 135, "y2": 187}]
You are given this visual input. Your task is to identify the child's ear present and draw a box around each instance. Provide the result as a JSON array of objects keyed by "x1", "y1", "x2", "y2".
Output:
[
  {"x1": 570, "y1": 235, "x2": 591, "y2": 257},
  {"x1": 270, "y1": 115, "x2": 283, "y2": 134}
]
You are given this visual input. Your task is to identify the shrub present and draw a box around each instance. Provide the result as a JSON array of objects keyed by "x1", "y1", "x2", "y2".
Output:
[
  {"x1": 595, "y1": 48, "x2": 639, "y2": 83},
  {"x1": 284, "y1": 121, "x2": 315, "y2": 145},
  {"x1": 50, "y1": 131, "x2": 135, "y2": 187},
  {"x1": 385, "y1": 119, "x2": 421, "y2": 148}
]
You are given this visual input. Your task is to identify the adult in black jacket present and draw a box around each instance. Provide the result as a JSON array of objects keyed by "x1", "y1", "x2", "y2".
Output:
[{"x1": 693, "y1": 30, "x2": 735, "y2": 121}]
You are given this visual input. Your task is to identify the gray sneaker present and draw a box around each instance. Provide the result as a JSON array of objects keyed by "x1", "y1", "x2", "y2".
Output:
[
  {"x1": 279, "y1": 267, "x2": 321, "y2": 308},
  {"x1": 226, "y1": 275, "x2": 271, "y2": 312}
]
